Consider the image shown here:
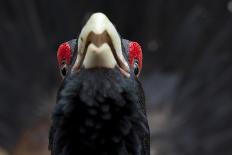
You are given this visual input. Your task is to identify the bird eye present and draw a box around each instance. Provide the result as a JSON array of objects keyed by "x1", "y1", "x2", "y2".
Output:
[
  {"x1": 60, "y1": 63, "x2": 68, "y2": 78},
  {"x1": 133, "y1": 60, "x2": 139, "y2": 76},
  {"x1": 128, "y1": 41, "x2": 143, "y2": 77}
]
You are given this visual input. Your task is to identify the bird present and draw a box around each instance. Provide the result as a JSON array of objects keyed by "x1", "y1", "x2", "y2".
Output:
[{"x1": 49, "y1": 12, "x2": 150, "y2": 155}]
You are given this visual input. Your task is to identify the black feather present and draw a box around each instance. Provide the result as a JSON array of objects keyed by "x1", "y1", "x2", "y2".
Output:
[{"x1": 49, "y1": 68, "x2": 149, "y2": 155}]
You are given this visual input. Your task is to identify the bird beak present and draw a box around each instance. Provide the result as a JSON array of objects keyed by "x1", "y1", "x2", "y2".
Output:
[{"x1": 72, "y1": 12, "x2": 130, "y2": 77}]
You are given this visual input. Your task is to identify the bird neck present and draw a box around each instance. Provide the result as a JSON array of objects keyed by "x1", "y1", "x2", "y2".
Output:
[{"x1": 51, "y1": 69, "x2": 148, "y2": 154}]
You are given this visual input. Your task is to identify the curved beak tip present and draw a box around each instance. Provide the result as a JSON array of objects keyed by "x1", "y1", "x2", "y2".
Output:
[{"x1": 72, "y1": 12, "x2": 129, "y2": 75}]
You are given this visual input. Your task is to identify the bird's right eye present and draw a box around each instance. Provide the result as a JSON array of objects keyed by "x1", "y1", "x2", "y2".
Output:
[
  {"x1": 57, "y1": 42, "x2": 72, "y2": 78},
  {"x1": 60, "y1": 63, "x2": 68, "y2": 78}
]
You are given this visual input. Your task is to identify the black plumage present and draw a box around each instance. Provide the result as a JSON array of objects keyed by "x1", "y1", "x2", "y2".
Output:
[{"x1": 49, "y1": 68, "x2": 149, "y2": 155}]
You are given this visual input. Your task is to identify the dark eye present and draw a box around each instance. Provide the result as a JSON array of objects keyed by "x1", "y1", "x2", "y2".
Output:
[
  {"x1": 60, "y1": 64, "x2": 68, "y2": 78},
  {"x1": 133, "y1": 60, "x2": 139, "y2": 76}
]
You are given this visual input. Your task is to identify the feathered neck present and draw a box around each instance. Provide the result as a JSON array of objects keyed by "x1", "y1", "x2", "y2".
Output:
[{"x1": 50, "y1": 69, "x2": 148, "y2": 155}]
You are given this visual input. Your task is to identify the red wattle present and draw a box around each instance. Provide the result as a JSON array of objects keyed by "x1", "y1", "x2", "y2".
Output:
[
  {"x1": 57, "y1": 42, "x2": 72, "y2": 66},
  {"x1": 129, "y1": 42, "x2": 143, "y2": 71}
]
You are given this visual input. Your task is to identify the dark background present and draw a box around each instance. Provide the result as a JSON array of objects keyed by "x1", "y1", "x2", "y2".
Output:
[{"x1": 1, "y1": 0, "x2": 232, "y2": 155}]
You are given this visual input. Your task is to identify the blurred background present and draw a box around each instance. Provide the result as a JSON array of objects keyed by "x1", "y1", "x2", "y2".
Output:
[{"x1": 1, "y1": 0, "x2": 232, "y2": 155}]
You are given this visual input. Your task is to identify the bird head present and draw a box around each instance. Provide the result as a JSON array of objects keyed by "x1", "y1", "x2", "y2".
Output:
[{"x1": 57, "y1": 12, "x2": 143, "y2": 80}]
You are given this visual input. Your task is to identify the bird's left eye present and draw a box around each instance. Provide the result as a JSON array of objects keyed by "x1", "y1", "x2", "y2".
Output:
[
  {"x1": 133, "y1": 60, "x2": 139, "y2": 76},
  {"x1": 129, "y1": 42, "x2": 143, "y2": 77}
]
